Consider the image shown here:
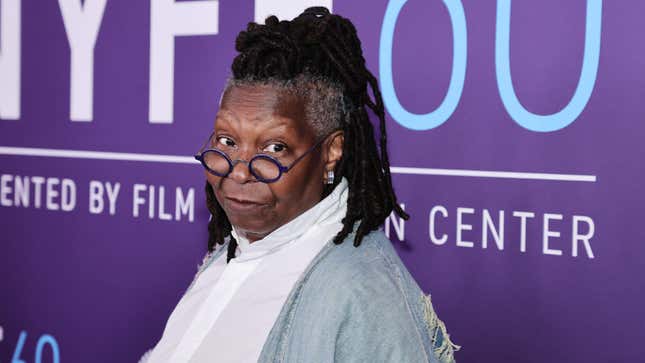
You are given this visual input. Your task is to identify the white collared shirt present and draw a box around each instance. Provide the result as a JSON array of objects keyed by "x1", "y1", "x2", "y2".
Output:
[{"x1": 147, "y1": 178, "x2": 349, "y2": 363}]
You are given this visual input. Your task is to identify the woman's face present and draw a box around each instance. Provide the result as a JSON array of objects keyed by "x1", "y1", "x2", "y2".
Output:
[{"x1": 206, "y1": 84, "x2": 343, "y2": 242}]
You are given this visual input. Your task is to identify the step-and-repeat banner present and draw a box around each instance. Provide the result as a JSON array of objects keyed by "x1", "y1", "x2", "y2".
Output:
[{"x1": 1, "y1": 0, "x2": 642, "y2": 362}]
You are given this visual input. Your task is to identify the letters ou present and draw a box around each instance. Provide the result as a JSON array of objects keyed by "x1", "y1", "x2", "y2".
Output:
[
  {"x1": 149, "y1": 0, "x2": 219, "y2": 124},
  {"x1": 0, "y1": 0, "x2": 21, "y2": 120},
  {"x1": 379, "y1": 0, "x2": 467, "y2": 131},
  {"x1": 495, "y1": 0, "x2": 602, "y2": 132},
  {"x1": 379, "y1": 0, "x2": 602, "y2": 132}
]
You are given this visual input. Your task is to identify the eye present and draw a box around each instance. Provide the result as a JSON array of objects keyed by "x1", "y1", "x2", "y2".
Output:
[
  {"x1": 263, "y1": 143, "x2": 287, "y2": 153},
  {"x1": 216, "y1": 136, "x2": 236, "y2": 148}
]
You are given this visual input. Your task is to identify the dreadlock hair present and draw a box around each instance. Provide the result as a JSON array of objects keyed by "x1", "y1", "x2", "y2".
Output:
[{"x1": 205, "y1": 6, "x2": 409, "y2": 263}]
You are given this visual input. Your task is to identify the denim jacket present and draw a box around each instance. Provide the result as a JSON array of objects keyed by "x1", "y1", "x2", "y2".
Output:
[{"x1": 140, "y1": 228, "x2": 459, "y2": 363}]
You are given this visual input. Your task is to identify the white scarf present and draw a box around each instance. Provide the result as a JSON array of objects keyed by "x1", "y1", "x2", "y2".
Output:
[{"x1": 148, "y1": 177, "x2": 349, "y2": 363}]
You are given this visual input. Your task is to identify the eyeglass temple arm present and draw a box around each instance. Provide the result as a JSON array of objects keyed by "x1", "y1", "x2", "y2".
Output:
[
  {"x1": 283, "y1": 136, "x2": 327, "y2": 173},
  {"x1": 194, "y1": 131, "x2": 216, "y2": 159}
]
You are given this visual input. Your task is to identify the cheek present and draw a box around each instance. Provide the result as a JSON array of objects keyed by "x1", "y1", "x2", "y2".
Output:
[
  {"x1": 271, "y1": 161, "x2": 324, "y2": 211},
  {"x1": 205, "y1": 172, "x2": 217, "y2": 189},
  {"x1": 205, "y1": 173, "x2": 224, "y2": 201}
]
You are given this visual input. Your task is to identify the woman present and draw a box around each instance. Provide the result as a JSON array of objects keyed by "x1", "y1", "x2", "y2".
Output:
[{"x1": 141, "y1": 7, "x2": 459, "y2": 363}]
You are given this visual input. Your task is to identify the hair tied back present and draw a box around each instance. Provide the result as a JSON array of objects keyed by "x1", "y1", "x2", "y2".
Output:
[{"x1": 303, "y1": 6, "x2": 331, "y2": 18}]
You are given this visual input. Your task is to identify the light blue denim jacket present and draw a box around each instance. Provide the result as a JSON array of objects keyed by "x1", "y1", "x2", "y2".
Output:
[{"x1": 141, "y1": 227, "x2": 459, "y2": 363}]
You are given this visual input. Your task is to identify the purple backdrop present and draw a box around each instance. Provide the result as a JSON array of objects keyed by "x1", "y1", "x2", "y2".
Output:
[{"x1": 1, "y1": 1, "x2": 643, "y2": 362}]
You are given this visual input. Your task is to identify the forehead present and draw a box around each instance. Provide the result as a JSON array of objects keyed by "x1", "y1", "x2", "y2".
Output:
[{"x1": 217, "y1": 84, "x2": 311, "y2": 136}]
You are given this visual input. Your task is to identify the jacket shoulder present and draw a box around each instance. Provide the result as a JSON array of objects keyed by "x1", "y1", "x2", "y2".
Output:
[
  {"x1": 304, "y1": 229, "x2": 460, "y2": 363},
  {"x1": 312, "y1": 228, "x2": 418, "y2": 291}
]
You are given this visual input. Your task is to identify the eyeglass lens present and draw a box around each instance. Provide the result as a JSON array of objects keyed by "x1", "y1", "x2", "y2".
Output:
[{"x1": 202, "y1": 151, "x2": 281, "y2": 181}]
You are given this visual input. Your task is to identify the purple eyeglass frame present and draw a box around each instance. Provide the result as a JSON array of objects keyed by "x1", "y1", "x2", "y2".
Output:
[{"x1": 194, "y1": 131, "x2": 330, "y2": 183}]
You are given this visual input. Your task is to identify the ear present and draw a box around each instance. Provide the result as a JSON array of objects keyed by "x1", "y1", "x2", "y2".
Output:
[{"x1": 323, "y1": 130, "x2": 344, "y2": 173}]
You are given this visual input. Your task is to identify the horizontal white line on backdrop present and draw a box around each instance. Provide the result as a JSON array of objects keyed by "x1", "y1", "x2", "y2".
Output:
[
  {"x1": 0, "y1": 146, "x2": 195, "y2": 164},
  {"x1": 0, "y1": 146, "x2": 596, "y2": 182},
  {"x1": 390, "y1": 166, "x2": 596, "y2": 182}
]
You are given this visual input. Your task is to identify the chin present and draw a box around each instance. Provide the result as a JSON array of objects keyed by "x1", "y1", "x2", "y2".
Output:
[{"x1": 226, "y1": 209, "x2": 276, "y2": 237}]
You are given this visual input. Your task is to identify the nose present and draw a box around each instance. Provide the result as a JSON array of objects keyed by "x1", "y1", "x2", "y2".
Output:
[{"x1": 228, "y1": 157, "x2": 255, "y2": 183}]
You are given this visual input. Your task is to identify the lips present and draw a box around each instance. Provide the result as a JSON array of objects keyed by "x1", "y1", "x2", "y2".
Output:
[
  {"x1": 224, "y1": 196, "x2": 267, "y2": 213},
  {"x1": 226, "y1": 196, "x2": 264, "y2": 204}
]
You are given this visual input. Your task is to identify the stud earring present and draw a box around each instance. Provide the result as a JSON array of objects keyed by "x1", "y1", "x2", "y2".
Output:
[{"x1": 326, "y1": 170, "x2": 334, "y2": 184}]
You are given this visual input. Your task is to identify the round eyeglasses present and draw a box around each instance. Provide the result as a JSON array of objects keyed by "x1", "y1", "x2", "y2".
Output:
[{"x1": 194, "y1": 132, "x2": 329, "y2": 183}]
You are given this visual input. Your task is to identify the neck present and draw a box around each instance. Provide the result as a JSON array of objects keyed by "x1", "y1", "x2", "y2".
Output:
[{"x1": 235, "y1": 229, "x2": 266, "y2": 243}]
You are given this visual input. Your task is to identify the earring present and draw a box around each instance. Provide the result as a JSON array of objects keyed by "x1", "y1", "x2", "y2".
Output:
[{"x1": 326, "y1": 170, "x2": 334, "y2": 185}]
